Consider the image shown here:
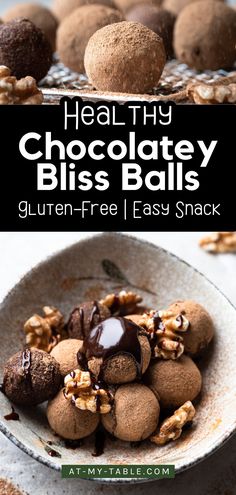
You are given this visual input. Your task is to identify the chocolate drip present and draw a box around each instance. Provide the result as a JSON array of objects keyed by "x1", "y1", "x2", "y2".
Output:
[
  {"x1": 79, "y1": 308, "x2": 85, "y2": 339},
  {"x1": 92, "y1": 427, "x2": 106, "y2": 457},
  {"x1": 85, "y1": 317, "x2": 143, "y2": 379},
  {"x1": 176, "y1": 314, "x2": 183, "y2": 327},
  {"x1": 77, "y1": 351, "x2": 88, "y2": 371},
  {"x1": 4, "y1": 406, "x2": 19, "y2": 421},
  {"x1": 153, "y1": 311, "x2": 164, "y2": 331},
  {"x1": 89, "y1": 301, "x2": 101, "y2": 329},
  {"x1": 22, "y1": 349, "x2": 31, "y2": 376},
  {"x1": 45, "y1": 445, "x2": 61, "y2": 457},
  {"x1": 109, "y1": 295, "x2": 120, "y2": 315}
]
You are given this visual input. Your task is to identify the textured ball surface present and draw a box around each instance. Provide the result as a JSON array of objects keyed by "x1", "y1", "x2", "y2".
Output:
[
  {"x1": 174, "y1": 0, "x2": 236, "y2": 70},
  {"x1": 0, "y1": 18, "x2": 52, "y2": 81},
  {"x1": 84, "y1": 21, "x2": 166, "y2": 93}
]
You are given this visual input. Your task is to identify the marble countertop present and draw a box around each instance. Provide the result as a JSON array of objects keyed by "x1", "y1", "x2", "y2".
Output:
[{"x1": 0, "y1": 232, "x2": 236, "y2": 495}]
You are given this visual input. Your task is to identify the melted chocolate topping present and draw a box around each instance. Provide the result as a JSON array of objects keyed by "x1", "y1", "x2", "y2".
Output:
[
  {"x1": 22, "y1": 349, "x2": 31, "y2": 376},
  {"x1": 89, "y1": 301, "x2": 101, "y2": 329},
  {"x1": 79, "y1": 307, "x2": 85, "y2": 338},
  {"x1": 84, "y1": 317, "x2": 143, "y2": 378},
  {"x1": 4, "y1": 406, "x2": 19, "y2": 421},
  {"x1": 92, "y1": 427, "x2": 106, "y2": 457}
]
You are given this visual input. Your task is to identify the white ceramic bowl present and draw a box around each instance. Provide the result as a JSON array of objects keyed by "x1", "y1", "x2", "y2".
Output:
[{"x1": 0, "y1": 233, "x2": 236, "y2": 482}]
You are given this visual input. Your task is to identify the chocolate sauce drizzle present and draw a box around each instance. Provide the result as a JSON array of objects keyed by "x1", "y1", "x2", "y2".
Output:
[
  {"x1": 4, "y1": 406, "x2": 19, "y2": 421},
  {"x1": 92, "y1": 427, "x2": 106, "y2": 457},
  {"x1": 89, "y1": 301, "x2": 101, "y2": 329},
  {"x1": 22, "y1": 348, "x2": 31, "y2": 376}
]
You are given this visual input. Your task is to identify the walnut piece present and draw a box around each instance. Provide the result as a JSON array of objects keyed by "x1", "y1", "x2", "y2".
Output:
[
  {"x1": 199, "y1": 232, "x2": 236, "y2": 253},
  {"x1": 100, "y1": 290, "x2": 142, "y2": 315},
  {"x1": 64, "y1": 369, "x2": 112, "y2": 414},
  {"x1": 24, "y1": 306, "x2": 64, "y2": 352},
  {"x1": 139, "y1": 309, "x2": 189, "y2": 360},
  {"x1": 151, "y1": 401, "x2": 196, "y2": 445},
  {"x1": 187, "y1": 82, "x2": 236, "y2": 104},
  {"x1": 0, "y1": 66, "x2": 43, "y2": 105}
]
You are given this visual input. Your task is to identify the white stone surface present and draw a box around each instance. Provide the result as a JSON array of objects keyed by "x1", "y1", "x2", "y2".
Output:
[{"x1": 0, "y1": 232, "x2": 236, "y2": 494}]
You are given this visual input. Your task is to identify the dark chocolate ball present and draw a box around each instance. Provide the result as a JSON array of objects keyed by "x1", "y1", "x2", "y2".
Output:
[
  {"x1": 67, "y1": 301, "x2": 111, "y2": 339},
  {"x1": 3, "y1": 3, "x2": 58, "y2": 50},
  {"x1": 0, "y1": 18, "x2": 52, "y2": 81},
  {"x1": 3, "y1": 349, "x2": 61, "y2": 406},
  {"x1": 126, "y1": 5, "x2": 176, "y2": 58}
]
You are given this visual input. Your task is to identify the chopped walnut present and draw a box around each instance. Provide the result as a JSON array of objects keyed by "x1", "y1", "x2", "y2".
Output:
[
  {"x1": 24, "y1": 306, "x2": 64, "y2": 352},
  {"x1": 199, "y1": 232, "x2": 236, "y2": 253},
  {"x1": 139, "y1": 309, "x2": 189, "y2": 360},
  {"x1": 151, "y1": 401, "x2": 196, "y2": 445},
  {"x1": 0, "y1": 66, "x2": 43, "y2": 105},
  {"x1": 187, "y1": 82, "x2": 236, "y2": 104},
  {"x1": 100, "y1": 290, "x2": 142, "y2": 315},
  {"x1": 64, "y1": 369, "x2": 112, "y2": 414}
]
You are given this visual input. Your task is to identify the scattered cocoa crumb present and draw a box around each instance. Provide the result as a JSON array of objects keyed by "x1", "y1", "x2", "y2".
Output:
[{"x1": 0, "y1": 478, "x2": 25, "y2": 495}]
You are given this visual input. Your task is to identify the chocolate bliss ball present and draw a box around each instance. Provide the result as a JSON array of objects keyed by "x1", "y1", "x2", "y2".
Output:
[
  {"x1": 126, "y1": 5, "x2": 176, "y2": 58},
  {"x1": 0, "y1": 18, "x2": 52, "y2": 81},
  {"x1": 3, "y1": 349, "x2": 61, "y2": 406},
  {"x1": 84, "y1": 21, "x2": 166, "y2": 93},
  {"x1": 57, "y1": 5, "x2": 124, "y2": 73},
  {"x1": 3, "y1": 3, "x2": 58, "y2": 50},
  {"x1": 53, "y1": 0, "x2": 116, "y2": 22},
  {"x1": 163, "y1": 0, "x2": 224, "y2": 16},
  {"x1": 174, "y1": 0, "x2": 236, "y2": 70}
]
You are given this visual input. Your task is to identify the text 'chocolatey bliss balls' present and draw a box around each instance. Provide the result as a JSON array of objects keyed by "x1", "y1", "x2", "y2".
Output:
[
  {"x1": 57, "y1": 5, "x2": 124, "y2": 73},
  {"x1": 126, "y1": 5, "x2": 176, "y2": 58},
  {"x1": 174, "y1": 0, "x2": 236, "y2": 70},
  {"x1": 3, "y1": 3, "x2": 58, "y2": 50},
  {"x1": 163, "y1": 0, "x2": 224, "y2": 16},
  {"x1": 84, "y1": 21, "x2": 166, "y2": 93},
  {"x1": 0, "y1": 18, "x2": 52, "y2": 81},
  {"x1": 53, "y1": 0, "x2": 116, "y2": 22}
]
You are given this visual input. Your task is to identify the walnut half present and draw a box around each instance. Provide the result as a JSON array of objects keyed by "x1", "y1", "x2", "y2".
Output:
[
  {"x1": 64, "y1": 369, "x2": 112, "y2": 414},
  {"x1": 0, "y1": 65, "x2": 43, "y2": 105},
  {"x1": 199, "y1": 232, "x2": 236, "y2": 253},
  {"x1": 24, "y1": 306, "x2": 64, "y2": 352},
  {"x1": 151, "y1": 401, "x2": 196, "y2": 445},
  {"x1": 99, "y1": 290, "x2": 142, "y2": 315},
  {"x1": 187, "y1": 82, "x2": 236, "y2": 104},
  {"x1": 139, "y1": 309, "x2": 189, "y2": 360}
]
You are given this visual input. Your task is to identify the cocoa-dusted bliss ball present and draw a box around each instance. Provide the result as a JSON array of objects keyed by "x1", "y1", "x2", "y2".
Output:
[
  {"x1": 47, "y1": 389, "x2": 99, "y2": 439},
  {"x1": 0, "y1": 18, "x2": 52, "y2": 81},
  {"x1": 163, "y1": 0, "x2": 224, "y2": 16},
  {"x1": 84, "y1": 21, "x2": 166, "y2": 93},
  {"x1": 115, "y1": 0, "x2": 163, "y2": 14},
  {"x1": 3, "y1": 349, "x2": 61, "y2": 406},
  {"x1": 168, "y1": 300, "x2": 214, "y2": 356},
  {"x1": 174, "y1": 0, "x2": 236, "y2": 70},
  {"x1": 88, "y1": 333, "x2": 151, "y2": 383},
  {"x1": 53, "y1": 0, "x2": 116, "y2": 22},
  {"x1": 126, "y1": 5, "x2": 176, "y2": 58},
  {"x1": 145, "y1": 355, "x2": 202, "y2": 409},
  {"x1": 50, "y1": 339, "x2": 84, "y2": 376},
  {"x1": 57, "y1": 5, "x2": 124, "y2": 73},
  {"x1": 3, "y1": 3, "x2": 58, "y2": 50},
  {"x1": 102, "y1": 383, "x2": 160, "y2": 441}
]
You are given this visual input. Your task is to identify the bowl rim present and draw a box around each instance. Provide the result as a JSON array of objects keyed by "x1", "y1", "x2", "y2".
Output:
[{"x1": 0, "y1": 232, "x2": 236, "y2": 483}]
